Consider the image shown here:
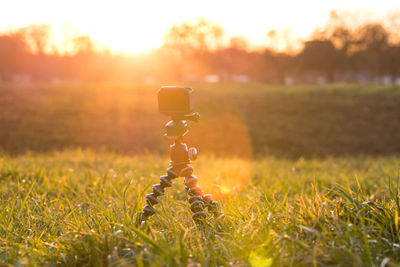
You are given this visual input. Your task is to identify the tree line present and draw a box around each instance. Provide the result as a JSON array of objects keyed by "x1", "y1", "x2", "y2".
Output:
[{"x1": 1, "y1": 10, "x2": 400, "y2": 84}]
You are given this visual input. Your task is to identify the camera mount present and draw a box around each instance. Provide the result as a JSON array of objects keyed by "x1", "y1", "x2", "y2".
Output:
[
  {"x1": 138, "y1": 88, "x2": 222, "y2": 225},
  {"x1": 165, "y1": 112, "x2": 199, "y2": 139}
]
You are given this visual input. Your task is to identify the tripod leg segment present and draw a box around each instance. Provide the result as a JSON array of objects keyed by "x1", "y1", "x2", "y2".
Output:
[
  {"x1": 140, "y1": 168, "x2": 178, "y2": 222},
  {"x1": 181, "y1": 166, "x2": 207, "y2": 222},
  {"x1": 181, "y1": 167, "x2": 222, "y2": 217},
  {"x1": 182, "y1": 168, "x2": 222, "y2": 218},
  {"x1": 202, "y1": 194, "x2": 222, "y2": 217}
]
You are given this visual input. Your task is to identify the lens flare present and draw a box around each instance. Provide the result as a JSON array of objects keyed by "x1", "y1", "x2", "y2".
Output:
[
  {"x1": 183, "y1": 112, "x2": 253, "y2": 199},
  {"x1": 187, "y1": 112, "x2": 253, "y2": 158},
  {"x1": 194, "y1": 156, "x2": 253, "y2": 200}
]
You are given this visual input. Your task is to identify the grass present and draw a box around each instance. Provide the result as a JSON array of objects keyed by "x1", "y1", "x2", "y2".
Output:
[
  {"x1": 0, "y1": 82, "x2": 400, "y2": 158},
  {"x1": 1, "y1": 149, "x2": 400, "y2": 266}
]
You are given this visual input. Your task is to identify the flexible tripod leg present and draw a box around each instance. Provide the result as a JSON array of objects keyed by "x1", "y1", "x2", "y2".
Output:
[
  {"x1": 139, "y1": 167, "x2": 178, "y2": 223},
  {"x1": 181, "y1": 166, "x2": 222, "y2": 222},
  {"x1": 180, "y1": 166, "x2": 206, "y2": 222}
]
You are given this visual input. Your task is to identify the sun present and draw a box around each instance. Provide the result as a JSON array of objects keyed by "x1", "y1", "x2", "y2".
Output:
[
  {"x1": 57, "y1": 1, "x2": 170, "y2": 54},
  {"x1": 84, "y1": 24, "x2": 164, "y2": 54}
]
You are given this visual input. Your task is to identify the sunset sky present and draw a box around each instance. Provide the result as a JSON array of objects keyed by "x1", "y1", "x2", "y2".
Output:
[{"x1": 0, "y1": 0, "x2": 399, "y2": 53}]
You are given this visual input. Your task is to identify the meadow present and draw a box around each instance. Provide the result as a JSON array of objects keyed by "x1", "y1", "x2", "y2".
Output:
[
  {"x1": 1, "y1": 83, "x2": 400, "y2": 266},
  {"x1": 0, "y1": 82, "x2": 399, "y2": 158}
]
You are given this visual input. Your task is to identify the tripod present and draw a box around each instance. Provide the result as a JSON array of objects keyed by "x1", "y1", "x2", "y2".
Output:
[{"x1": 139, "y1": 113, "x2": 221, "y2": 224}]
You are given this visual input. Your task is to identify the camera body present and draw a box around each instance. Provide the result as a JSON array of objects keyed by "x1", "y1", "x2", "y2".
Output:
[{"x1": 158, "y1": 86, "x2": 194, "y2": 117}]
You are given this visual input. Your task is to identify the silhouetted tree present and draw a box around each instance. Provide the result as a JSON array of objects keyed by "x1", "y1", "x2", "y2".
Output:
[
  {"x1": 299, "y1": 40, "x2": 339, "y2": 82},
  {"x1": 163, "y1": 19, "x2": 225, "y2": 79},
  {"x1": 2, "y1": 11, "x2": 400, "y2": 84},
  {"x1": 356, "y1": 23, "x2": 390, "y2": 78},
  {"x1": 0, "y1": 31, "x2": 28, "y2": 80}
]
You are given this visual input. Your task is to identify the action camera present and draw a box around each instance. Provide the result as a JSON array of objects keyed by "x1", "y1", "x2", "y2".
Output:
[{"x1": 158, "y1": 86, "x2": 194, "y2": 116}]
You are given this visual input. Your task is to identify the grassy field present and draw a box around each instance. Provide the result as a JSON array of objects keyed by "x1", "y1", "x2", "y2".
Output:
[
  {"x1": 0, "y1": 82, "x2": 399, "y2": 158},
  {"x1": 1, "y1": 82, "x2": 400, "y2": 266},
  {"x1": 1, "y1": 150, "x2": 400, "y2": 266}
]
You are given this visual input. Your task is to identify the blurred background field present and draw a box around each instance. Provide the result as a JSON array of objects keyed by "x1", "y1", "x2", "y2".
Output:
[{"x1": 0, "y1": 82, "x2": 399, "y2": 158}]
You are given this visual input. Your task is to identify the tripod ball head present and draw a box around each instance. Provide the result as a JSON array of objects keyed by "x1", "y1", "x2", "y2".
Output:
[{"x1": 165, "y1": 120, "x2": 188, "y2": 139}]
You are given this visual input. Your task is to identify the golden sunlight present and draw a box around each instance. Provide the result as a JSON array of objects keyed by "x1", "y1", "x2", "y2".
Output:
[
  {"x1": 195, "y1": 157, "x2": 253, "y2": 200},
  {"x1": 0, "y1": 0, "x2": 397, "y2": 53}
]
